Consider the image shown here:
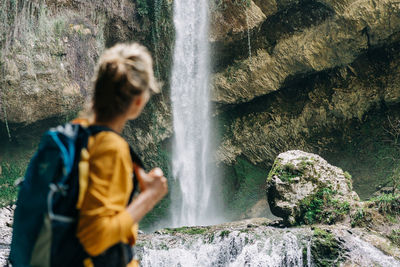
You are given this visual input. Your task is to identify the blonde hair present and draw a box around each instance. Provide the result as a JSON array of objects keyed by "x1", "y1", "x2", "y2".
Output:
[{"x1": 92, "y1": 43, "x2": 159, "y2": 122}]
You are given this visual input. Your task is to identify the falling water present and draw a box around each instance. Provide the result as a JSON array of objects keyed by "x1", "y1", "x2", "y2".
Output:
[
  {"x1": 138, "y1": 226, "x2": 314, "y2": 267},
  {"x1": 137, "y1": 224, "x2": 400, "y2": 267},
  {"x1": 245, "y1": 9, "x2": 252, "y2": 62},
  {"x1": 170, "y1": 0, "x2": 216, "y2": 226}
]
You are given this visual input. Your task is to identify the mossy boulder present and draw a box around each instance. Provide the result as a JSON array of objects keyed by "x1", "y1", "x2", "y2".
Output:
[{"x1": 266, "y1": 150, "x2": 359, "y2": 225}]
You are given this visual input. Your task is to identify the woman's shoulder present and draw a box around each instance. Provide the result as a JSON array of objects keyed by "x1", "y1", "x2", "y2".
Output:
[{"x1": 89, "y1": 131, "x2": 130, "y2": 157}]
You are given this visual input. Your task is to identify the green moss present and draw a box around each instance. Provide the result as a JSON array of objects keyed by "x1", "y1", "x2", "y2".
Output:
[
  {"x1": 299, "y1": 187, "x2": 350, "y2": 225},
  {"x1": 299, "y1": 160, "x2": 314, "y2": 172},
  {"x1": 311, "y1": 228, "x2": 344, "y2": 267},
  {"x1": 219, "y1": 230, "x2": 231, "y2": 238},
  {"x1": 205, "y1": 233, "x2": 215, "y2": 243},
  {"x1": 388, "y1": 229, "x2": 400, "y2": 247},
  {"x1": 267, "y1": 160, "x2": 303, "y2": 183},
  {"x1": 162, "y1": 226, "x2": 208, "y2": 235},
  {"x1": 370, "y1": 193, "x2": 400, "y2": 215}
]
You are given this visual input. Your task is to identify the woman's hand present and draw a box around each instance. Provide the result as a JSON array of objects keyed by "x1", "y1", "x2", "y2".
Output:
[
  {"x1": 136, "y1": 167, "x2": 168, "y2": 200},
  {"x1": 127, "y1": 167, "x2": 168, "y2": 223}
]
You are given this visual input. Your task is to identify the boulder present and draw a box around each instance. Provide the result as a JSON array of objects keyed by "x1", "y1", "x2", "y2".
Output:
[{"x1": 266, "y1": 150, "x2": 359, "y2": 225}]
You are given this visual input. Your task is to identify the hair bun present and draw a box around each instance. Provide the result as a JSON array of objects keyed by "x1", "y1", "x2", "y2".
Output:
[{"x1": 105, "y1": 59, "x2": 127, "y2": 82}]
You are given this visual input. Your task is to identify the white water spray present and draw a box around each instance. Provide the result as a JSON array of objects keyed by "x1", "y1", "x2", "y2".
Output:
[{"x1": 170, "y1": 0, "x2": 217, "y2": 226}]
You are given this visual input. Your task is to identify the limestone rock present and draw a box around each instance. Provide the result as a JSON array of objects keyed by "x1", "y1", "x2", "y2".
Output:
[
  {"x1": 212, "y1": 0, "x2": 400, "y2": 104},
  {"x1": 0, "y1": 1, "x2": 104, "y2": 124},
  {"x1": 266, "y1": 150, "x2": 359, "y2": 225},
  {"x1": 0, "y1": 0, "x2": 156, "y2": 124},
  {"x1": 210, "y1": 1, "x2": 266, "y2": 43}
]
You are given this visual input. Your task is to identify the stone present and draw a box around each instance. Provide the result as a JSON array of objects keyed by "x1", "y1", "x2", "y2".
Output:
[{"x1": 266, "y1": 150, "x2": 359, "y2": 225}]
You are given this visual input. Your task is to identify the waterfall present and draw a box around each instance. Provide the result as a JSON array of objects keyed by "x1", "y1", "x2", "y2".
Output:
[
  {"x1": 138, "y1": 228, "x2": 312, "y2": 267},
  {"x1": 170, "y1": 0, "x2": 218, "y2": 226},
  {"x1": 137, "y1": 224, "x2": 400, "y2": 267}
]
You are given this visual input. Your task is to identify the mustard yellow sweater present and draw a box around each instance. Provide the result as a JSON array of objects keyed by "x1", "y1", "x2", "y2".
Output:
[{"x1": 76, "y1": 130, "x2": 138, "y2": 266}]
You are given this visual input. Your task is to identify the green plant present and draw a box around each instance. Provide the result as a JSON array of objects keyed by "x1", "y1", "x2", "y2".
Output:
[
  {"x1": 300, "y1": 187, "x2": 350, "y2": 225},
  {"x1": 53, "y1": 18, "x2": 67, "y2": 37},
  {"x1": 351, "y1": 208, "x2": 365, "y2": 227},
  {"x1": 0, "y1": 161, "x2": 26, "y2": 206},
  {"x1": 388, "y1": 229, "x2": 400, "y2": 247},
  {"x1": 343, "y1": 171, "x2": 353, "y2": 190},
  {"x1": 370, "y1": 193, "x2": 400, "y2": 215},
  {"x1": 136, "y1": 0, "x2": 149, "y2": 16}
]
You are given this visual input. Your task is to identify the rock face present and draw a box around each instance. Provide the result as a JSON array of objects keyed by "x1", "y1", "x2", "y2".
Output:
[
  {"x1": 266, "y1": 150, "x2": 359, "y2": 225},
  {"x1": 0, "y1": 0, "x2": 103, "y2": 124},
  {"x1": 211, "y1": 0, "x2": 400, "y2": 104}
]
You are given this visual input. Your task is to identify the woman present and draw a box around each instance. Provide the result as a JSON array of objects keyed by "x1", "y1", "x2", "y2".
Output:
[{"x1": 76, "y1": 43, "x2": 168, "y2": 266}]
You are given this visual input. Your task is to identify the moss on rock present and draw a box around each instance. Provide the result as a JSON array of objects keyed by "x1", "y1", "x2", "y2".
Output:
[{"x1": 310, "y1": 228, "x2": 345, "y2": 267}]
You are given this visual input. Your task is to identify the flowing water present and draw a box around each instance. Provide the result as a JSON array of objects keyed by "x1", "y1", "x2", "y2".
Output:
[
  {"x1": 170, "y1": 0, "x2": 217, "y2": 226},
  {"x1": 138, "y1": 225, "x2": 314, "y2": 267},
  {"x1": 245, "y1": 9, "x2": 252, "y2": 63},
  {"x1": 137, "y1": 222, "x2": 400, "y2": 267}
]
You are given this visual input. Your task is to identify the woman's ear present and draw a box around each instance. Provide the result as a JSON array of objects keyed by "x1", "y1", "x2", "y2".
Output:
[{"x1": 134, "y1": 95, "x2": 142, "y2": 106}]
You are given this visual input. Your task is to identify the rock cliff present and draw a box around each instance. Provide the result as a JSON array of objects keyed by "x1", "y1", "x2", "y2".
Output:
[{"x1": 214, "y1": 0, "x2": 400, "y2": 201}]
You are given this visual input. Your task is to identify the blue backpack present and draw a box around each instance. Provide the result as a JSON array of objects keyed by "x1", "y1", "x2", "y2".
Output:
[{"x1": 9, "y1": 123, "x2": 141, "y2": 267}]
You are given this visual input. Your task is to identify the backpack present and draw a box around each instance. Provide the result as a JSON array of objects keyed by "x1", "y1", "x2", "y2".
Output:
[{"x1": 9, "y1": 123, "x2": 142, "y2": 267}]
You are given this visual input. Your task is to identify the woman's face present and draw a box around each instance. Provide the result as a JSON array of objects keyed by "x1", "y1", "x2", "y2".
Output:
[{"x1": 127, "y1": 89, "x2": 151, "y2": 120}]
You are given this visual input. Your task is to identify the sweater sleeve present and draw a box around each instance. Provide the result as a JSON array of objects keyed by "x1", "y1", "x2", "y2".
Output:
[{"x1": 76, "y1": 133, "x2": 135, "y2": 256}]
